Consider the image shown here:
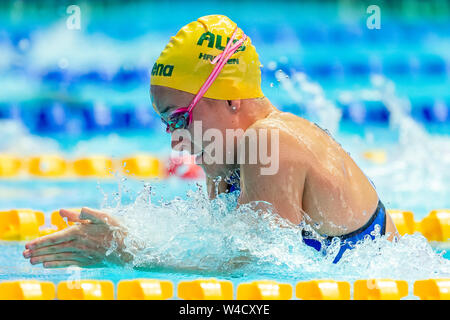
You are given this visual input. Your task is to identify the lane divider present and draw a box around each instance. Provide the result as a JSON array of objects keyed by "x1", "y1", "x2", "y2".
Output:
[
  {"x1": 0, "y1": 208, "x2": 448, "y2": 243},
  {"x1": 1, "y1": 97, "x2": 448, "y2": 133},
  {"x1": 0, "y1": 209, "x2": 47, "y2": 241},
  {"x1": 57, "y1": 280, "x2": 114, "y2": 300},
  {"x1": 0, "y1": 149, "x2": 398, "y2": 179},
  {"x1": 387, "y1": 209, "x2": 450, "y2": 242},
  {"x1": 0, "y1": 154, "x2": 204, "y2": 180},
  {"x1": 117, "y1": 279, "x2": 173, "y2": 300},
  {"x1": 353, "y1": 279, "x2": 408, "y2": 300},
  {"x1": 362, "y1": 150, "x2": 387, "y2": 164},
  {"x1": 0, "y1": 280, "x2": 55, "y2": 300},
  {"x1": 414, "y1": 279, "x2": 450, "y2": 300},
  {"x1": 50, "y1": 209, "x2": 79, "y2": 231},
  {"x1": 177, "y1": 279, "x2": 233, "y2": 300},
  {"x1": 387, "y1": 209, "x2": 416, "y2": 235},
  {"x1": 0, "y1": 278, "x2": 448, "y2": 300},
  {"x1": 295, "y1": 280, "x2": 350, "y2": 300},
  {"x1": 237, "y1": 280, "x2": 293, "y2": 300},
  {"x1": 420, "y1": 209, "x2": 450, "y2": 242}
]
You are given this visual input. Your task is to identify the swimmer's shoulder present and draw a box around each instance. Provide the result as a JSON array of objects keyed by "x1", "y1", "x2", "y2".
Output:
[
  {"x1": 241, "y1": 111, "x2": 312, "y2": 164},
  {"x1": 243, "y1": 111, "x2": 296, "y2": 147},
  {"x1": 248, "y1": 110, "x2": 312, "y2": 133},
  {"x1": 245, "y1": 111, "x2": 314, "y2": 150}
]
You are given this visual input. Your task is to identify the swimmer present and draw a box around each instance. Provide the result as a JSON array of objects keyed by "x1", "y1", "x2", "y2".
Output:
[{"x1": 23, "y1": 15, "x2": 398, "y2": 267}]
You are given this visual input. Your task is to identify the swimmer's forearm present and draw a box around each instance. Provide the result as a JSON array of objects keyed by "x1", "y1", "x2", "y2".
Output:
[{"x1": 127, "y1": 252, "x2": 253, "y2": 273}]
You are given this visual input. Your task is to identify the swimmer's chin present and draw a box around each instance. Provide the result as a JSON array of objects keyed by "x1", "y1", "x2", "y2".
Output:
[{"x1": 195, "y1": 151, "x2": 238, "y2": 178}]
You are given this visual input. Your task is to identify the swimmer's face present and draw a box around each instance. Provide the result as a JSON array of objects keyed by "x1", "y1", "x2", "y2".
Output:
[{"x1": 151, "y1": 85, "x2": 240, "y2": 177}]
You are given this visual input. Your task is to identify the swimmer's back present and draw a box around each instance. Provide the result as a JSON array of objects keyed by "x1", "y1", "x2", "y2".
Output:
[{"x1": 245, "y1": 111, "x2": 395, "y2": 237}]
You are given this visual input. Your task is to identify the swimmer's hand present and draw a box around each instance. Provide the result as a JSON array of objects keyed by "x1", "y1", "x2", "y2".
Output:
[{"x1": 23, "y1": 207, "x2": 132, "y2": 268}]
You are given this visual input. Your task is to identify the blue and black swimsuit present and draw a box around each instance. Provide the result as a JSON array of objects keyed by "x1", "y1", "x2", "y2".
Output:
[
  {"x1": 301, "y1": 200, "x2": 387, "y2": 263},
  {"x1": 226, "y1": 170, "x2": 387, "y2": 264},
  {"x1": 225, "y1": 170, "x2": 242, "y2": 194}
]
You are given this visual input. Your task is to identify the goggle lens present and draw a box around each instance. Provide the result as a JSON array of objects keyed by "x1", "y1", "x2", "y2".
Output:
[{"x1": 162, "y1": 111, "x2": 190, "y2": 133}]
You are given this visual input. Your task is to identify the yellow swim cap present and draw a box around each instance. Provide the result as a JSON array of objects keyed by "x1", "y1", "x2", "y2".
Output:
[{"x1": 150, "y1": 15, "x2": 264, "y2": 100}]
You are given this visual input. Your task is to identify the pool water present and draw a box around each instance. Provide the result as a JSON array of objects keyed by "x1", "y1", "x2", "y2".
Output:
[
  {"x1": 1, "y1": 109, "x2": 449, "y2": 297},
  {"x1": 0, "y1": 1, "x2": 449, "y2": 299}
]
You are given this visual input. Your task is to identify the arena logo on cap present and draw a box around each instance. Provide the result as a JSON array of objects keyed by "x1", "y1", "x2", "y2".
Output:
[
  {"x1": 152, "y1": 63, "x2": 174, "y2": 77},
  {"x1": 197, "y1": 32, "x2": 246, "y2": 52}
]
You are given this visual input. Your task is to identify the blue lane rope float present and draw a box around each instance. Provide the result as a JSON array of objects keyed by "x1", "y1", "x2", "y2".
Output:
[{"x1": 0, "y1": 99, "x2": 448, "y2": 134}]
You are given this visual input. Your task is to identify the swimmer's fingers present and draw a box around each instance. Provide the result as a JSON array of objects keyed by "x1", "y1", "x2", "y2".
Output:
[
  {"x1": 25, "y1": 227, "x2": 78, "y2": 250},
  {"x1": 25, "y1": 241, "x2": 105, "y2": 267},
  {"x1": 29, "y1": 252, "x2": 86, "y2": 266},
  {"x1": 24, "y1": 208, "x2": 126, "y2": 267},
  {"x1": 79, "y1": 207, "x2": 120, "y2": 226},
  {"x1": 23, "y1": 238, "x2": 95, "y2": 258},
  {"x1": 59, "y1": 208, "x2": 89, "y2": 224}
]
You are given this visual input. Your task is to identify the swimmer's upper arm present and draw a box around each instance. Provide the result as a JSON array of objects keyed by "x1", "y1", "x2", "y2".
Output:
[{"x1": 238, "y1": 126, "x2": 308, "y2": 225}]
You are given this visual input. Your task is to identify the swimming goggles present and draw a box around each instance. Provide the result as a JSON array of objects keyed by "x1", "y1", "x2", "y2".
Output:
[{"x1": 161, "y1": 27, "x2": 247, "y2": 133}]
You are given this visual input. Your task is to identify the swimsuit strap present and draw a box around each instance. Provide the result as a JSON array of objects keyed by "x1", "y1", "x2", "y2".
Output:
[
  {"x1": 325, "y1": 200, "x2": 386, "y2": 242},
  {"x1": 226, "y1": 169, "x2": 241, "y2": 193},
  {"x1": 302, "y1": 200, "x2": 387, "y2": 263}
]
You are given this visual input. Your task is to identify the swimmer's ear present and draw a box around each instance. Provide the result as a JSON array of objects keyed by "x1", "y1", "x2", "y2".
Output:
[{"x1": 227, "y1": 100, "x2": 241, "y2": 113}]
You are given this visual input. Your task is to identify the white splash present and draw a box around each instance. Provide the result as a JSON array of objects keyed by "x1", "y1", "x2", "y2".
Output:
[
  {"x1": 339, "y1": 75, "x2": 450, "y2": 215},
  {"x1": 275, "y1": 69, "x2": 342, "y2": 135},
  {"x1": 102, "y1": 181, "x2": 450, "y2": 283}
]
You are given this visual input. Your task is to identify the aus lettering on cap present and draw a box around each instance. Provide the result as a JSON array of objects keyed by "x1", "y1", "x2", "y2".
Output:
[{"x1": 197, "y1": 31, "x2": 246, "y2": 52}]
